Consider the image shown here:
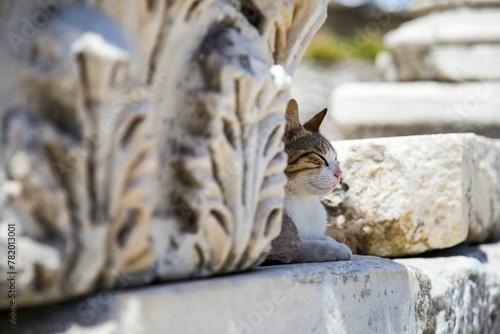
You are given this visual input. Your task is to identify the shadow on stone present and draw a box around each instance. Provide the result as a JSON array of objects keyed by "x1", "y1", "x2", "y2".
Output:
[
  {"x1": 0, "y1": 293, "x2": 116, "y2": 334},
  {"x1": 405, "y1": 243, "x2": 489, "y2": 264}
]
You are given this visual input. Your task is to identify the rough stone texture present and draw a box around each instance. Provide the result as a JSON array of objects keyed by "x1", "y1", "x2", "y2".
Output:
[
  {"x1": 380, "y1": 8, "x2": 500, "y2": 81},
  {"x1": 265, "y1": 214, "x2": 301, "y2": 264},
  {"x1": 395, "y1": 242, "x2": 500, "y2": 334},
  {"x1": 331, "y1": 82, "x2": 500, "y2": 139},
  {"x1": 0, "y1": 0, "x2": 329, "y2": 307},
  {"x1": 2, "y1": 241, "x2": 499, "y2": 334},
  {"x1": 322, "y1": 134, "x2": 500, "y2": 257},
  {"x1": 466, "y1": 136, "x2": 500, "y2": 243},
  {"x1": 410, "y1": 0, "x2": 500, "y2": 14}
]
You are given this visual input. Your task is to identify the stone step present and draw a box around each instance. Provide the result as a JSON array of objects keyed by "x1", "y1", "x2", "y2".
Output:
[
  {"x1": 322, "y1": 133, "x2": 500, "y2": 257},
  {"x1": 2, "y1": 241, "x2": 499, "y2": 333},
  {"x1": 378, "y1": 8, "x2": 500, "y2": 81},
  {"x1": 409, "y1": 0, "x2": 500, "y2": 14},
  {"x1": 290, "y1": 61, "x2": 379, "y2": 141},
  {"x1": 378, "y1": 44, "x2": 500, "y2": 82},
  {"x1": 330, "y1": 82, "x2": 500, "y2": 139},
  {"x1": 386, "y1": 8, "x2": 500, "y2": 48}
]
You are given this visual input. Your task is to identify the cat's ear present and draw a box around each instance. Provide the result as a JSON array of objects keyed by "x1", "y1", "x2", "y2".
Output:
[
  {"x1": 303, "y1": 108, "x2": 327, "y2": 133},
  {"x1": 285, "y1": 99, "x2": 302, "y2": 136}
]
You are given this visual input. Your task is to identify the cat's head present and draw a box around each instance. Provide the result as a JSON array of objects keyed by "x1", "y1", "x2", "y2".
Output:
[{"x1": 283, "y1": 99, "x2": 342, "y2": 197}]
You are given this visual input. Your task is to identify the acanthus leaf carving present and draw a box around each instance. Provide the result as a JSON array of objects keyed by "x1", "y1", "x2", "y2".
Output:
[{"x1": 0, "y1": 0, "x2": 328, "y2": 307}]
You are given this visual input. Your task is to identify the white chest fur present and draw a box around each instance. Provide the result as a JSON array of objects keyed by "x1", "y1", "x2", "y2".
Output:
[{"x1": 283, "y1": 194, "x2": 327, "y2": 240}]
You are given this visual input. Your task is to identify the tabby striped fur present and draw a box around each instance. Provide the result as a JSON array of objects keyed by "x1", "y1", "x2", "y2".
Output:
[{"x1": 282, "y1": 99, "x2": 352, "y2": 262}]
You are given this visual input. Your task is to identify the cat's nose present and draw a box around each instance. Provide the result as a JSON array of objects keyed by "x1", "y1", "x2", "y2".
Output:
[{"x1": 334, "y1": 170, "x2": 342, "y2": 180}]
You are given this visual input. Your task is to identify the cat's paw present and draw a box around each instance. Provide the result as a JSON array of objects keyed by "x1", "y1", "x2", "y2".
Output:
[
  {"x1": 320, "y1": 238, "x2": 352, "y2": 261},
  {"x1": 296, "y1": 237, "x2": 352, "y2": 263}
]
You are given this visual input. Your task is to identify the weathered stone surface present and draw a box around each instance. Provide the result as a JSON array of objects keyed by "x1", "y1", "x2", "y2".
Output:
[
  {"x1": 331, "y1": 82, "x2": 500, "y2": 139},
  {"x1": 381, "y1": 8, "x2": 500, "y2": 81},
  {"x1": 466, "y1": 136, "x2": 500, "y2": 243},
  {"x1": 265, "y1": 214, "x2": 301, "y2": 264},
  {"x1": 0, "y1": 0, "x2": 329, "y2": 307},
  {"x1": 3, "y1": 241, "x2": 499, "y2": 334},
  {"x1": 322, "y1": 134, "x2": 500, "y2": 257},
  {"x1": 395, "y1": 242, "x2": 500, "y2": 334},
  {"x1": 410, "y1": 0, "x2": 500, "y2": 14}
]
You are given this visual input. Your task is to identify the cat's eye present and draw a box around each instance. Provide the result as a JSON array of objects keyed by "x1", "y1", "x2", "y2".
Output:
[{"x1": 313, "y1": 153, "x2": 329, "y2": 167}]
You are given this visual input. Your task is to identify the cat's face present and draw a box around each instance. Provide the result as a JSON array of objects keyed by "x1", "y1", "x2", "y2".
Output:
[{"x1": 283, "y1": 99, "x2": 342, "y2": 197}]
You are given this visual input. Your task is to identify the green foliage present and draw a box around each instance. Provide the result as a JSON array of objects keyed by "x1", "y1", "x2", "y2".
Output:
[{"x1": 303, "y1": 32, "x2": 386, "y2": 64}]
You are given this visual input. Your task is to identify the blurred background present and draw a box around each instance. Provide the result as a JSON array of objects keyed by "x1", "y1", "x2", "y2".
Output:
[{"x1": 293, "y1": 0, "x2": 500, "y2": 140}]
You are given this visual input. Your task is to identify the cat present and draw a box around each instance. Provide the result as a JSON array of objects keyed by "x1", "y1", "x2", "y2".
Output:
[{"x1": 283, "y1": 99, "x2": 352, "y2": 262}]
